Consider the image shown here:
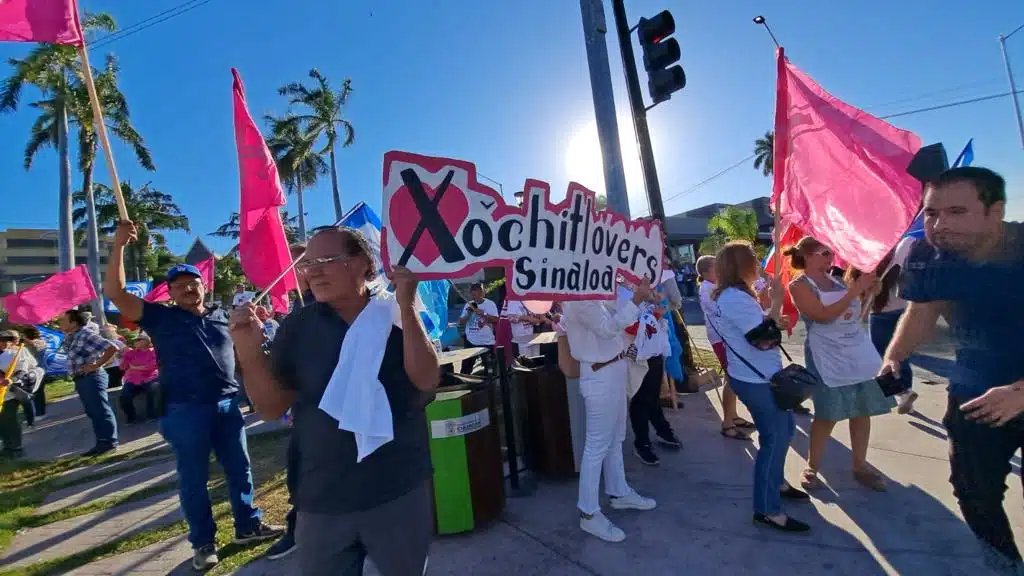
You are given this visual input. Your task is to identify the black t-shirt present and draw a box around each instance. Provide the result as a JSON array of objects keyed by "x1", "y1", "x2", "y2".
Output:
[{"x1": 270, "y1": 302, "x2": 432, "y2": 513}]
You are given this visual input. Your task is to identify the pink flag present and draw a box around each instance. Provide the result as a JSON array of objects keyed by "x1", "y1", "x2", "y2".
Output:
[
  {"x1": 232, "y1": 69, "x2": 296, "y2": 313},
  {"x1": 772, "y1": 47, "x2": 922, "y2": 272},
  {"x1": 145, "y1": 257, "x2": 216, "y2": 303},
  {"x1": 0, "y1": 0, "x2": 82, "y2": 45},
  {"x1": 2, "y1": 265, "x2": 96, "y2": 324}
]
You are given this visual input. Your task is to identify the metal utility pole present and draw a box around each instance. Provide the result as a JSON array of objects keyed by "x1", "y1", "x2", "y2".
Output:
[
  {"x1": 999, "y1": 24, "x2": 1024, "y2": 150},
  {"x1": 611, "y1": 0, "x2": 665, "y2": 221},
  {"x1": 580, "y1": 0, "x2": 631, "y2": 218}
]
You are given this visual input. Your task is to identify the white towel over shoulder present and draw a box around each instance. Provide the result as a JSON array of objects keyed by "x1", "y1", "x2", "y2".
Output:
[{"x1": 318, "y1": 292, "x2": 404, "y2": 462}]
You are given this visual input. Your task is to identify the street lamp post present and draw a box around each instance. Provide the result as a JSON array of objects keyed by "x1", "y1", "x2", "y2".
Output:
[
  {"x1": 752, "y1": 16, "x2": 781, "y2": 49},
  {"x1": 999, "y1": 23, "x2": 1024, "y2": 151},
  {"x1": 477, "y1": 172, "x2": 504, "y2": 200}
]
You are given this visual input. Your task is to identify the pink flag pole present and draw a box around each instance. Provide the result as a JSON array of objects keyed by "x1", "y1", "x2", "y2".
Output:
[
  {"x1": 770, "y1": 46, "x2": 787, "y2": 281},
  {"x1": 77, "y1": 42, "x2": 128, "y2": 221},
  {"x1": 249, "y1": 213, "x2": 347, "y2": 304}
]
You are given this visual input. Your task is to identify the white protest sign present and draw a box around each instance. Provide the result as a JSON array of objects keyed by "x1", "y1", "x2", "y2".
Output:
[{"x1": 381, "y1": 151, "x2": 664, "y2": 300}]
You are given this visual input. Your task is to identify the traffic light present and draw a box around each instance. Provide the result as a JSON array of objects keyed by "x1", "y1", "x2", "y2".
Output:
[{"x1": 637, "y1": 10, "x2": 685, "y2": 104}]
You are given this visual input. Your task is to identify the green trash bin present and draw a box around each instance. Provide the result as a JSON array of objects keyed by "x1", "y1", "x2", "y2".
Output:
[{"x1": 426, "y1": 385, "x2": 505, "y2": 534}]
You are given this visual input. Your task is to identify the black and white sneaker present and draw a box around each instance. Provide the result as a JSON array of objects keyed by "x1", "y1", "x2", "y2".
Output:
[
  {"x1": 192, "y1": 544, "x2": 219, "y2": 571},
  {"x1": 656, "y1": 431, "x2": 682, "y2": 449},
  {"x1": 633, "y1": 444, "x2": 660, "y2": 466},
  {"x1": 234, "y1": 522, "x2": 285, "y2": 545}
]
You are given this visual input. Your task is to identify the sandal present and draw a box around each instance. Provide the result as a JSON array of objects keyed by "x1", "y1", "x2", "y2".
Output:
[
  {"x1": 853, "y1": 468, "x2": 887, "y2": 492},
  {"x1": 732, "y1": 417, "x2": 756, "y2": 429},
  {"x1": 799, "y1": 467, "x2": 820, "y2": 491},
  {"x1": 720, "y1": 425, "x2": 753, "y2": 441}
]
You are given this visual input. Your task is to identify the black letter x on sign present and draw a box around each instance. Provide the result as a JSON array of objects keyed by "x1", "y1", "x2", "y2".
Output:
[{"x1": 397, "y1": 168, "x2": 465, "y2": 267}]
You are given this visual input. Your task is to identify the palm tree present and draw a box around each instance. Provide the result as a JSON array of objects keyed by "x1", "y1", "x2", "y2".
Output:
[
  {"x1": 73, "y1": 182, "x2": 190, "y2": 281},
  {"x1": 265, "y1": 114, "x2": 327, "y2": 241},
  {"x1": 753, "y1": 131, "x2": 774, "y2": 177},
  {"x1": 1, "y1": 13, "x2": 117, "y2": 273},
  {"x1": 209, "y1": 211, "x2": 301, "y2": 255},
  {"x1": 698, "y1": 206, "x2": 761, "y2": 257},
  {"x1": 278, "y1": 70, "x2": 354, "y2": 220}
]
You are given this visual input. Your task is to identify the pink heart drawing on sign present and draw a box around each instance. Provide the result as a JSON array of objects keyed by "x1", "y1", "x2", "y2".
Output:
[{"x1": 388, "y1": 180, "x2": 470, "y2": 267}]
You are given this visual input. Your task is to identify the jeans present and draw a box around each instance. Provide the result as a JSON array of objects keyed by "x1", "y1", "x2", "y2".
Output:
[
  {"x1": 159, "y1": 396, "x2": 262, "y2": 548},
  {"x1": 629, "y1": 356, "x2": 673, "y2": 448},
  {"x1": 869, "y1": 310, "x2": 913, "y2": 389},
  {"x1": 120, "y1": 381, "x2": 159, "y2": 423},
  {"x1": 945, "y1": 396, "x2": 1024, "y2": 572},
  {"x1": 0, "y1": 400, "x2": 22, "y2": 452},
  {"x1": 729, "y1": 377, "x2": 795, "y2": 516},
  {"x1": 577, "y1": 360, "x2": 632, "y2": 515},
  {"x1": 75, "y1": 370, "x2": 118, "y2": 448}
]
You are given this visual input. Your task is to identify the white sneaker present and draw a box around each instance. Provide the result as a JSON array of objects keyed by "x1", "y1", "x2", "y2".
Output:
[
  {"x1": 610, "y1": 491, "x2": 657, "y2": 511},
  {"x1": 580, "y1": 511, "x2": 626, "y2": 542},
  {"x1": 897, "y1": 391, "x2": 919, "y2": 415}
]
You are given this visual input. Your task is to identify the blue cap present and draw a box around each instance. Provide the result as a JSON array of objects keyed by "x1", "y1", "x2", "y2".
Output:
[{"x1": 166, "y1": 264, "x2": 202, "y2": 283}]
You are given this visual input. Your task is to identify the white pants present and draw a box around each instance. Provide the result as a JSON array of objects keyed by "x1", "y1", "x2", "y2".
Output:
[{"x1": 577, "y1": 360, "x2": 632, "y2": 515}]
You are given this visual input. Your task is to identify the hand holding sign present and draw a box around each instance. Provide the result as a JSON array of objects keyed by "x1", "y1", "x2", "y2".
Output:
[{"x1": 381, "y1": 151, "x2": 664, "y2": 301}]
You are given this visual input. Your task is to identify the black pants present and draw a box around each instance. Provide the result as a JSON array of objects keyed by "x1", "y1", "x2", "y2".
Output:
[
  {"x1": 0, "y1": 399, "x2": 23, "y2": 453},
  {"x1": 630, "y1": 356, "x2": 673, "y2": 448},
  {"x1": 120, "y1": 381, "x2": 159, "y2": 423},
  {"x1": 945, "y1": 396, "x2": 1024, "y2": 566},
  {"x1": 285, "y1": 432, "x2": 299, "y2": 536},
  {"x1": 460, "y1": 346, "x2": 495, "y2": 375},
  {"x1": 32, "y1": 379, "x2": 46, "y2": 416},
  {"x1": 106, "y1": 366, "x2": 123, "y2": 390}
]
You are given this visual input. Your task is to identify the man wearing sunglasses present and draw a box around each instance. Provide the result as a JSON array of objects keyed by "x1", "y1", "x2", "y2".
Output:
[{"x1": 104, "y1": 222, "x2": 283, "y2": 572}]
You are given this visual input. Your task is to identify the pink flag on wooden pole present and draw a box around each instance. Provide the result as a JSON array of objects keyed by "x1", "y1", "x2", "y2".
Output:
[
  {"x1": 232, "y1": 68, "x2": 296, "y2": 313},
  {"x1": 772, "y1": 47, "x2": 923, "y2": 272},
  {"x1": 0, "y1": 0, "x2": 83, "y2": 45},
  {"x1": 2, "y1": 265, "x2": 96, "y2": 324},
  {"x1": 145, "y1": 257, "x2": 216, "y2": 303}
]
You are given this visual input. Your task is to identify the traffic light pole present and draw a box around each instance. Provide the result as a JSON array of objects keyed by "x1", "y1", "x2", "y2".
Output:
[
  {"x1": 579, "y1": 0, "x2": 631, "y2": 219},
  {"x1": 611, "y1": 0, "x2": 666, "y2": 222}
]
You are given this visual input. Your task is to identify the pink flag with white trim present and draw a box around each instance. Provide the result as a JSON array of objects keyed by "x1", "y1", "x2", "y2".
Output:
[
  {"x1": 0, "y1": 0, "x2": 83, "y2": 45},
  {"x1": 232, "y1": 68, "x2": 296, "y2": 313},
  {"x1": 772, "y1": 47, "x2": 922, "y2": 272},
  {"x1": 2, "y1": 265, "x2": 96, "y2": 324},
  {"x1": 145, "y1": 257, "x2": 215, "y2": 303}
]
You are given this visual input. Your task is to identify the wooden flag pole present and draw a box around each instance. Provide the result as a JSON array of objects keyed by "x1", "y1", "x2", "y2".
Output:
[{"x1": 77, "y1": 43, "x2": 129, "y2": 222}]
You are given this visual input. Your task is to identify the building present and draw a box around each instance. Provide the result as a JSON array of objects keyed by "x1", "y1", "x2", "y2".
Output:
[
  {"x1": 0, "y1": 228, "x2": 110, "y2": 296},
  {"x1": 663, "y1": 197, "x2": 774, "y2": 264}
]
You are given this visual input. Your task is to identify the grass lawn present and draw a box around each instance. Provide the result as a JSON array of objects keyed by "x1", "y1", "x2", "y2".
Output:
[
  {"x1": 42, "y1": 379, "x2": 74, "y2": 401},
  {"x1": 0, "y1": 429, "x2": 290, "y2": 576}
]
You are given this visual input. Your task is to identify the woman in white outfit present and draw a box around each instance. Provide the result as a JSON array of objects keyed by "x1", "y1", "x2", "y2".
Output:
[
  {"x1": 785, "y1": 236, "x2": 895, "y2": 492},
  {"x1": 564, "y1": 280, "x2": 657, "y2": 543}
]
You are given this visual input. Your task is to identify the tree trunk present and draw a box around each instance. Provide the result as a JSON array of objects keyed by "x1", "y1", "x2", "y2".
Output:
[
  {"x1": 328, "y1": 144, "x2": 342, "y2": 221},
  {"x1": 296, "y1": 179, "x2": 307, "y2": 242},
  {"x1": 83, "y1": 163, "x2": 106, "y2": 325},
  {"x1": 57, "y1": 103, "x2": 74, "y2": 273}
]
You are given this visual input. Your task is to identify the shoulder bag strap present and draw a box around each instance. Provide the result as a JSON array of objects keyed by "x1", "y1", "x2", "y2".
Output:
[{"x1": 704, "y1": 314, "x2": 795, "y2": 379}]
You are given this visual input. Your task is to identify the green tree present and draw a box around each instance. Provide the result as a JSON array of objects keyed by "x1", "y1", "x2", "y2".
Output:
[
  {"x1": 144, "y1": 244, "x2": 183, "y2": 282},
  {"x1": 73, "y1": 181, "x2": 190, "y2": 281},
  {"x1": 595, "y1": 194, "x2": 608, "y2": 211},
  {"x1": 753, "y1": 131, "x2": 774, "y2": 177},
  {"x1": 1, "y1": 13, "x2": 117, "y2": 273},
  {"x1": 278, "y1": 70, "x2": 355, "y2": 220},
  {"x1": 209, "y1": 211, "x2": 301, "y2": 255},
  {"x1": 212, "y1": 254, "x2": 246, "y2": 305},
  {"x1": 698, "y1": 206, "x2": 765, "y2": 259},
  {"x1": 264, "y1": 114, "x2": 327, "y2": 241}
]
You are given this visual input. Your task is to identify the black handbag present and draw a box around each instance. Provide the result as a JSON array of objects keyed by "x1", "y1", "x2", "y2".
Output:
[{"x1": 707, "y1": 317, "x2": 822, "y2": 411}]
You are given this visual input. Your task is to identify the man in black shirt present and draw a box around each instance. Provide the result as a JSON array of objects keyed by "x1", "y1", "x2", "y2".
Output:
[{"x1": 231, "y1": 227, "x2": 439, "y2": 576}]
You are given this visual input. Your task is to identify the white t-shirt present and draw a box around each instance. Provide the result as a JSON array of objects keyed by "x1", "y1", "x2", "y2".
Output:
[
  {"x1": 876, "y1": 237, "x2": 916, "y2": 314},
  {"x1": 709, "y1": 288, "x2": 784, "y2": 384},
  {"x1": 698, "y1": 281, "x2": 722, "y2": 345},
  {"x1": 502, "y1": 300, "x2": 535, "y2": 343},
  {"x1": 462, "y1": 299, "x2": 498, "y2": 346}
]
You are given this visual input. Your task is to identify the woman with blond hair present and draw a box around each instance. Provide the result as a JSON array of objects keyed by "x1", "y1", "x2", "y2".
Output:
[
  {"x1": 785, "y1": 236, "x2": 894, "y2": 492},
  {"x1": 709, "y1": 242, "x2": 810, "y2": 533}
]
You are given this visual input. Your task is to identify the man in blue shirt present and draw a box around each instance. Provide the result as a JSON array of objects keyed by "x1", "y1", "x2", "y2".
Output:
[
  {"x1": 104, "y1": 222, "x2": 283, "y2": 572},
  {"x1": 882, "y1": 167, "x2": 1024, "y2": 574}
]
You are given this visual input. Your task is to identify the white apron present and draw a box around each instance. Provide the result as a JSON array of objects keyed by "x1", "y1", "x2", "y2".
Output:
[{"x1": 803, "y1": 277, "x2": 882, "y2": 388}]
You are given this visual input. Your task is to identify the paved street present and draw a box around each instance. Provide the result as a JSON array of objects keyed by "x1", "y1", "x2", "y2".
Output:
[{"x1": 3, "y1": 301, "x2": 1020, "y2": 575}]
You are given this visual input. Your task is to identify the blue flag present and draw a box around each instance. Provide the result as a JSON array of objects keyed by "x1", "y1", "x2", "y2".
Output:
[{"x1": 35, "y1": 325, "x2": 69, "y2": 376}]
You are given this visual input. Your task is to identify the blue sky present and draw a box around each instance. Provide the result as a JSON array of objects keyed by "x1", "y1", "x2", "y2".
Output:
[{"x1": 2, "y1": 0, "x2": 1023, "y2": 255}]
